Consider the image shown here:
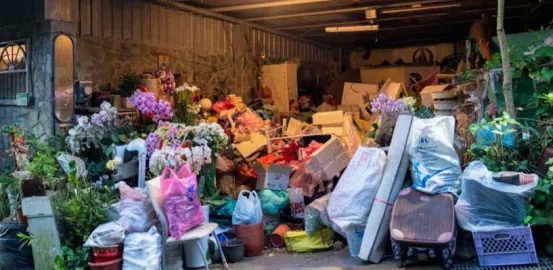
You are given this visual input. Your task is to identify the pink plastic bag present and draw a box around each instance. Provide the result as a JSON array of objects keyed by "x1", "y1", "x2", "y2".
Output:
[{"x1": 160, "y1": 165, "x2": 204, "y2": 239}]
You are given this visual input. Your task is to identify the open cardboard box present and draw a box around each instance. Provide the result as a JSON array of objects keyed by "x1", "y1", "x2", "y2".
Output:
[{"x1": 253, "y1": 163, "x2": 294, "y2": 190}]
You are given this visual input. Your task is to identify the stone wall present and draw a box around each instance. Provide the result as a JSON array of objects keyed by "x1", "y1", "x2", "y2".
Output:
[{"x1": 75, "y1": 35, "x2": 260, "y2": 100}]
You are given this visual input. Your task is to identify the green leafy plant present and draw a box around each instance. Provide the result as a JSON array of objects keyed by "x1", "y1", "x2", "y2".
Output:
[
  {"x1": 28, "y1": 151, "x2": 60, "y2": 188},
  {"x1": 0, "y1": 174, "x2": 20, "y2": 218},
  {"x1": 53, "y1": 246, "x2": 89, "y2": 270},
  {"x1": 53, "y1": 162, "x2": 114, "y2": 250},
  {"x1": 468, "y1": 112, "x2": 525, "y2": 172},
  {"x1": 17, "y1": 232, "x2": 33, "y2": 247},
  {"x1": 117, "y1": 71, "x2": 142, "y2": 97},
  {"x1": 525, "y1": 158, "x2": 553, "y2": 255}
]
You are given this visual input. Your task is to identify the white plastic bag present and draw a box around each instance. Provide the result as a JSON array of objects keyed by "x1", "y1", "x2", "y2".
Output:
[
  {"x1": 118, "y1": 182, "x2": 155, "y2": 233},
  {"x1": 327, "y1": 147, "x2": 386, "y2": 234},
  {"x1": 123, "y1": 226, "x2": 162, "y2": 270},
  {"x1": 455, "y1": 161, "x2": 538, "y2": 232},
  {"x1": 232, "y1": 190, "x2": 263, "y2": 225},
  {"x1": 304, "y1": 193, "x2": 332, "y2": 235},
  {"x1": 409, "y1": 116, "x2": 462, "y2": 194},
  {"x1": 84, "y1": 222, "x2": 125, "y2": 248},
  {"x1": 287, "y1": 188, "x2": 305, "y2": 219},
  {"x1": 57, "y1": 153, "x2": 87, "y2": 179},
  {"x1": 344, "y1": 224, "x2": 365, "y2": 257}
]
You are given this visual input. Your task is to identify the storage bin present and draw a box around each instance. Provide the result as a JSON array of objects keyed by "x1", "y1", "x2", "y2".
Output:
[{"x1": 473, "y1": 226, "x2": 538, "y2": 267}]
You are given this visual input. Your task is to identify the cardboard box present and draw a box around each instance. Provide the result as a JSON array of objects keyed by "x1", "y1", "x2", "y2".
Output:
[
  {"x1": 253, "y1": 163, "x2": 294, "y2": 190},
  {"x1": 235, "y1": 133, "x2": 267, "y2": 158},
  {"x1": 379, "y1": 80, "x2": 406, "y2": 100},
  {"x1": 358, "y1": 114, "x2": 413, "y2": 263},
  {"x1": 306, "y1": 137, "x2": 350, "y2": 180},
  {"x1": 420, "y1": 85, "x2": 452, "y2": 107},
  {"x1": 262, "y1": 63, "x2": 298, "y2": 113},
  {"x1": 312, "y1": 110, "x2": 344, "y2": 126},
  {"x1": 338, "y1": 104, "x2": 361, "y2": 119},
  {"x1": 342, "y1": 82, "x2": 379, "y2": 106},
  {"x1": 321, "y1": 125, "x2": 344, "y2": 137}
]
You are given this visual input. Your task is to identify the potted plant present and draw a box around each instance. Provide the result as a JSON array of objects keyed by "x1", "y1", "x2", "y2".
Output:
[{"x1": 117, "y1": 71, "x2": 142, "y2": 109}]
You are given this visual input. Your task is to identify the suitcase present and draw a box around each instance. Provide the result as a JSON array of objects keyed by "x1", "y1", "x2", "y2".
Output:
[{"x1": 390, "y1": 188, "x2": 457, "y2": 269}]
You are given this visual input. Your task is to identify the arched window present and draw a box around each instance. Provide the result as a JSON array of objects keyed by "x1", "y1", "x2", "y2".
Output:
[{"x1": 53, "y1": 34, "x2": 74, "y2": 122}]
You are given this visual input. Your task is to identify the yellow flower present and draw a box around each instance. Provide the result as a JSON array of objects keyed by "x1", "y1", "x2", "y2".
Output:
[{"x1": 106, "y1": 156, "x2": 122, "y2": 171}]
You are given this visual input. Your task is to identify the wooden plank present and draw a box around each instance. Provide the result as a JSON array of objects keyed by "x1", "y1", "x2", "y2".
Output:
[
  {"x1": 91, "y1": 0, "x2": 102, "y2": 37},
  {"x1": 80, "y1": 0, "x2": 91, "y2": 35},
  {"x1": 132, "y1": 0, "x2": 142, "y2": 41},
  {"x1": 159, "y1": 7, "x2": 168, "y2": 45},
  {"x1": 188, "y1": 14, "x2": 195, "y2": 50},
  {"x1": 141, "y1": 3, "x2": 150, "y2": 43},
  {"x1": 150, "y1": 4, "x2": 159, "y2": 44},
  {"x1": 167, "y1": 10, "x2": 177, "y2": 47},
  {"x1": 177, "y1": 13, "x2": 186, "y2": 48},
  {"x1": 112, "y1": 0, "x2": 122, "y2": 39},
  {"x1": 122, "y1": 0, "x2": 132, "y2": 39},
  {"x1": 102, "y1": 0, "x2": 112, "y2": 38}
]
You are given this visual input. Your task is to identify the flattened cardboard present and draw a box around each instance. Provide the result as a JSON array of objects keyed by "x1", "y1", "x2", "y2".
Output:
[
  {"x1": 235, "y1": 133, "x2": 267, "y2": 158},
  {"x1": 358, "y1": 114, "x2": 413, "y2": 263},
  {"x1": 253, "y1": 163, "x2": 294, "y2": 190},
  {"x1": 312, "y1": 110, "x2": 344, "y2": 126}
]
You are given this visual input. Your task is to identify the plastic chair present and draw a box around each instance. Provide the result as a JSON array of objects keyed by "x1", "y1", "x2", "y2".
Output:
[{"x1": 146, "y1": 177, "x2": 229, "y2": 270}]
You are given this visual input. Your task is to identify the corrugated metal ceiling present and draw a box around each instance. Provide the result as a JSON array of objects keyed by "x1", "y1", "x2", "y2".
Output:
[{"x1": 178, "y1": 0, "x2": 553, "y2": 49}]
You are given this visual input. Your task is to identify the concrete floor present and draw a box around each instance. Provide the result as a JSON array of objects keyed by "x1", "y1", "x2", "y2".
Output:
[{"x1": 211, "y1": 248, "x2": 442, "y2": 270}]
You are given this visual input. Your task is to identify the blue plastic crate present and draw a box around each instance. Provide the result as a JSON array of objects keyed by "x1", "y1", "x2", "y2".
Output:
[{"x1": 473, "y1": 226, "x2": 538, "y2": 267}]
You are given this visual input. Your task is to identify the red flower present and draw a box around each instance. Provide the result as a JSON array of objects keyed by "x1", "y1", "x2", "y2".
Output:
[
  {"x1": 192, "y1": 93, "x2": 201, "y2": 103},
  {"x1": 158, "y1": 139, "x2": 164, "y2": 149},
  {"x1": 182, "y1": 141, "x2": 191, "y2": 148},
  {"x1": 140, "y1": 86, "x2": 149, "y2": 93}
]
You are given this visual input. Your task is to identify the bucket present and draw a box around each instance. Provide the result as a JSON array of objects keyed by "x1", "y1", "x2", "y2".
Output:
[
  {"x1": 235, "y1": 222, "x2": 264, "y2": 256},
  {"x1": 184, "y1": 205, "x2": 211, "y2": 268},
  {"x1": 92, "y1": 246, "x2": 122, "y2": 263},
  {"x1": 221, "y1": 239, "x2": 245, "y2": 263},
  {"x1": 270, "y1": 224, "x2": 291, "y2": 248},
  {"x1": 88, "y1": 258, "x2": 122, "y2": 270}
]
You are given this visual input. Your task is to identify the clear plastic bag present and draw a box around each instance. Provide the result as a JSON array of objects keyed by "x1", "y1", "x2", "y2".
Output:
[
  {"x1": 160, "y1": 165, "x2": 204, "y2": 239},
  {"x1": 455, "y1": 161, "x2": 538, "y2": 232},
  {"x1": 232, "y1": 190, "x2": 263, "y2": 225},
  {"x1": 118, "y1": 182, "x2": 155, "y2": 233},
  {"x1": 84, "y1": 222, "x2": 125, "y2": 247},
  {"x1": 328, "y1": 147, "x2": 386, "y2": 234},
  {"x1": 123, "y1": 226, "x2": 162, "y2": 270},
  {"x1": 304, "y1": 193, "x2": 332, "y2": 235},
  {"x1": 409, "y1": 116, "x2": 462, "y2": 194}
]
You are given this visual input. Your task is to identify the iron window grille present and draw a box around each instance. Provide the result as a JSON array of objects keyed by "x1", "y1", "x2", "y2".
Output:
[{"x1": 0, "y1": 39, "x2": 30, "y2": 105}]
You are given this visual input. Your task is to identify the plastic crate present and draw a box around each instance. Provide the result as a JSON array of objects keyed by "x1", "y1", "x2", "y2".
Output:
[{"x1": 473, "y1": 226, "x2": 538, "y2": 267}]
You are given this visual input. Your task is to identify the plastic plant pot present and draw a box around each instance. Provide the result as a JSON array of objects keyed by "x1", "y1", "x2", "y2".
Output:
[
  {"x1": 221, "y1": 239, "x2": 245, "y2": 263},
  {"x1": 88, "y1": 258, "x2": 122, "y2": 270}
]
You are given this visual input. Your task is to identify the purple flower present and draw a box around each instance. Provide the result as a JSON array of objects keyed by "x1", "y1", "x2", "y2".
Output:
[{"x1": 146, "y1": 132, "x2": 160, "y2": 156}]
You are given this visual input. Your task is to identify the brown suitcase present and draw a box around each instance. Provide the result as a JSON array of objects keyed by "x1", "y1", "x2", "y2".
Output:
[{"x1": 390, "y1": 188, "x2": 457, "y2": 269}]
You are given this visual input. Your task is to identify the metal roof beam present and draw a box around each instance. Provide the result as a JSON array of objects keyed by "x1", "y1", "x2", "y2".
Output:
[
  {"x1": 211, "y1": 0, "x2": 334, "y2": 12},
  {"x1": 246, "y1": 0, "x2": 456, "y2": 21},
  {"x1": 276, "y1": 4, "x2": 532, "y2": 31}
]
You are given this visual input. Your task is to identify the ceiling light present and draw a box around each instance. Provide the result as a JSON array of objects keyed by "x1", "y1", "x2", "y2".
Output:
[
  {"x1": 381, "y1": 3, "x2": 461, "y2": 14},
  {"x1": 325, "y1": 25, "x2": 379, "y2": 33},
  {"x1": 365, "y1": 9, "x2": 377, "y2": 19}
]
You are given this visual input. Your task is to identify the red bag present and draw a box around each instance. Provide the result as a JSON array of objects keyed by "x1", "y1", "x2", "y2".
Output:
[{"x1": 160, "y1": 165, "x2": 204, "y2": 239}]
